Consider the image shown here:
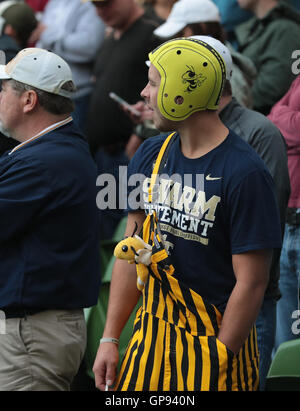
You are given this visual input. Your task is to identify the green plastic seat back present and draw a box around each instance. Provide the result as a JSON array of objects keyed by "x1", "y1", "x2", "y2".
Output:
[{"x1": 266, "y1": 339, "x2": 300, "y2": 391}]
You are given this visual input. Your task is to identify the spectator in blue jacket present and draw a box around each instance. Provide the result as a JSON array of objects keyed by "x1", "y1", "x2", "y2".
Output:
[{"x1": 0, "y1": 48, "x2": 101, "y2": 391}]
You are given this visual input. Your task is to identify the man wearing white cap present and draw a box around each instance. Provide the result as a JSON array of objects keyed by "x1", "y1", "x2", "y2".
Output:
[
  {"x1": 152, "y1": 0, "x2": 257, "y2": 109},
  {"x1": 153, "y1": 0, "x2": 221, "y2": 38},
  {"x1": 0, "y1": 48, "x2": 101, "y2": 391}
]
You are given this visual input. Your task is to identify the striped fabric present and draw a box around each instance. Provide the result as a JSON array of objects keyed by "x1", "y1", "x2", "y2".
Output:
[{"x1": 115, "y1": 212, "x2": 260, "y2": 391}]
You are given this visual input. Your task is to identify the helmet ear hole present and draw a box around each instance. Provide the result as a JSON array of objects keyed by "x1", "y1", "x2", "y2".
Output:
[{"x1": 174, "y1": 95, "x2": 184, "y2": 105}]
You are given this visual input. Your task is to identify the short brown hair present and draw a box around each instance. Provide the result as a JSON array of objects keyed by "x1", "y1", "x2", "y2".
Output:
[
  {"x1": 175, "y1": 21, "x2": 226, "y2": 43},
  {"x1": 222, "y1": 80, "x2": 232, "y2": 97},
  {"x1": 186, "y1": 22, "x2": 226, "y2": 43}
]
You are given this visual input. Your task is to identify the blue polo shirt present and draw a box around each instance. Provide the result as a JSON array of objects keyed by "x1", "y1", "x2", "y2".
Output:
[{"x1": 0, "y1": 120, "x2": 101, "y2": 309}]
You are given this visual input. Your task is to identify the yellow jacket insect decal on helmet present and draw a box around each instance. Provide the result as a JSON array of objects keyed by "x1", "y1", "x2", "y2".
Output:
[{"x1": 149, "y1": 37, "x2": 226, "y2": 121}]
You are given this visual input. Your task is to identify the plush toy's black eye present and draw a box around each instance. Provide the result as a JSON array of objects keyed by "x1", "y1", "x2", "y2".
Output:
[{"x1": 122, "y1": 245, "x2": 128, "y2": 252}]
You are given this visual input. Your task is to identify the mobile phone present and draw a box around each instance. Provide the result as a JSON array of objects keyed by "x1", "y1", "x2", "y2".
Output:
[{"x1": 109, "y1": 92, "x2": 141, "y2": 116}]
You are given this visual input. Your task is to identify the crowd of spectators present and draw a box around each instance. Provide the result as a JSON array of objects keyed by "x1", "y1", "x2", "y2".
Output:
[{"x1": 0, "y1": 0, "x2": 299, "y2": 392}]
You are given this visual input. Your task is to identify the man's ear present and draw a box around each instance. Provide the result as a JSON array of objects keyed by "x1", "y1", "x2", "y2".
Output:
[
  {"x1": 22, "y1": 90, "x2": 38, "y2": 114},
  {"x1": 4, "y1": 24, "x2": 17, "y2": 39}
]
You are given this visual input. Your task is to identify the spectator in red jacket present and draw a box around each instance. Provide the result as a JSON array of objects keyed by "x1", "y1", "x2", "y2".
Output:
[
  {"x1": 268, "y1": 75, "x2": 300, "y2": 351},
  {"x1": 25, "y1": 0, "x2": 49, "y2": 13}
]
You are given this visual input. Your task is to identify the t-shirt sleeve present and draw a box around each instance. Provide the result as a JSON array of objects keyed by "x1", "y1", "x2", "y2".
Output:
[{"x1": 228, "y1": 169, "x2": 282, "y2": 254}]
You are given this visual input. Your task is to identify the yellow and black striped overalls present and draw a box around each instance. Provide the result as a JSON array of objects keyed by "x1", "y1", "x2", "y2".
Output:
[{"x1": 115, "y1": 133, "x2": 260, "y2": 391}]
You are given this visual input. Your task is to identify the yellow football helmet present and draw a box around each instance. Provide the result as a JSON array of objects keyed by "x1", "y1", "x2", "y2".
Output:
[{"x1": 148, "y1": 37, "x2": 226, "y2": 121}]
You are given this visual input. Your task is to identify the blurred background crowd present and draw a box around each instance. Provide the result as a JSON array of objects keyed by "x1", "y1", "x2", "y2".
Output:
[{"x1": 0, "y1": 0, "x2": 299, "y2": 391}]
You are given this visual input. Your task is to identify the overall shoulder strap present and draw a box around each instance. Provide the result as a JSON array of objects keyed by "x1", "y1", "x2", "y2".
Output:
[{"x1": 148, "y1": 132, "x2": 176, "y2": 203}]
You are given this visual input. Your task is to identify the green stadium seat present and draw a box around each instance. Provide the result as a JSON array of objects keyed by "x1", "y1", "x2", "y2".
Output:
[{"x1": 265, "y1": 339, "x2": 300, "y2": 391}]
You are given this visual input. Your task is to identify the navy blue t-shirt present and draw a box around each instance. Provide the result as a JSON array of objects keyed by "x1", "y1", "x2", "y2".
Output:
[
  {"x1": 0, "y1": 121, "x2": 101, "y2": 310},
  {"x1": 127, "y1": 131, "x2": 282, "y2": 311}
]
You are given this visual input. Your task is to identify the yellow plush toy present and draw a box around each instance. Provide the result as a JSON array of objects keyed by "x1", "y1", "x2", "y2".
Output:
[{"x1": 114, "y1": 225, "x2": 152, "y2": 291}]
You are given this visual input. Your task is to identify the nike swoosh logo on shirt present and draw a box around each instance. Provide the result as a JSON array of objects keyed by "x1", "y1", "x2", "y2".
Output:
[{"x1": 206, "y1": 174, "x2": 222, "y2": 181}]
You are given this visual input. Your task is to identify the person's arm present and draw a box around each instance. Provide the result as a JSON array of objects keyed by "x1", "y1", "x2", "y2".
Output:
[
  {"x1": 217, "y1": 249, "x2": 271, "y2": 354},
  {"x1": 39, "y1": 6, "x2": 105, "y2": 63},
  {"x1": 250, "y1": 25, "x2": 299, "y2": 113},
  {"x1": 93, "y1": 211, "x2": 145, "y2": 391},
  {"x1": 28, "y1": 22, "x2": 47, "y2": 45},
  {"x1": 268, "y1": 76, "x2": 300, "y2": 151},
  {"x1": 53, "y1": 7, "x2": 105, "y2": 63},
  {"x1": 270, "y1": 106, "x2": 300, "y2": 152}
]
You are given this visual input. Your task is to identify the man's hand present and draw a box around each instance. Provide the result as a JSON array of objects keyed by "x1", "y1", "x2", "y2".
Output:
[
  {"x1": 93, "y1": 342, "x2": 119, "y2": 391},
  {"x1": 122, "y1": 101, "x2": 154, "y2": 124},
  {"x1": 92, "y1": 212, "x2": 145, "y2": 390},
  {"x1": 218, "y1": 249, "x2": 271, "y2": 354},
  {"x1": 28, "y1": 22, "x2": 47, "y2": 44}
]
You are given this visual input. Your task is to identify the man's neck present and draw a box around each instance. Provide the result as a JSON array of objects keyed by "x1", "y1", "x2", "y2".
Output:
[
  {"x1": 177, "y1": 111, "x2": 229, "y2": 159},
  {"x1": 253, "y1": 0, "x2": 278, "y2": 19},
  {"x1": 114, "y1": 4, "x2": 144, "y2": 39},
  {"x1": 218, "y1": 95, "x2": 232, "y2": 114},
  {"x1": 12, "y1": 114, "x2": 71, "y2": 143}
]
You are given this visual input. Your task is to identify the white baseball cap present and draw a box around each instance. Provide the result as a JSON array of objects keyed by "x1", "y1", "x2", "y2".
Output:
[
  {"x1": 190, "y1": 35, "x2": 233, "y2": 80},
  {"x1": 154, "y1": 0, "x2": 221, "y2": 39},
  {"x1": 0, "y1": 48, "x2": 75, "y2": 98}
]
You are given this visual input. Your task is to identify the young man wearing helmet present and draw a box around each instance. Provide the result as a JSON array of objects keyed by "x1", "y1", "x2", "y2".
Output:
[{"x1": 93, "y1": 37, "x2": 282, "y2": 391}]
